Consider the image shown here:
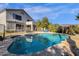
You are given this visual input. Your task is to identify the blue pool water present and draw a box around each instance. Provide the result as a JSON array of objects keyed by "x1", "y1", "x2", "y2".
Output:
[{"x1": 7, "y1": 33, "x2": 69, "y2": 54}]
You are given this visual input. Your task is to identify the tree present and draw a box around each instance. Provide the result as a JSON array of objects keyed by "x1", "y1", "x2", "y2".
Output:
[
  {"x1": 72, "y1": 25, "x2": 79, "y2": 34},
  {"x1": 48, "y1": 23, "x2": 56, "y2": 32},
  {"x1": 73, "y1": 14, "x2": 79, "y2": 34},
  {"x1": 35, "y1": 17, "x2": 60, "y2": 32},
  {"x1": 76, "y1": 14, "x2": 79, "y2": 20},
  {"x1": 41, "y1": 17, "x2": 49, "y2": 29},
  {"x1": 36, "y1": 20, "x2": 42, "y2": 31}
]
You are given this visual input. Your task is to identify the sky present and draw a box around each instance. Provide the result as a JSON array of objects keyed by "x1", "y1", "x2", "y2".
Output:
[{"x1": 0, "y1": 3, "x2": 79, "y2": 24}]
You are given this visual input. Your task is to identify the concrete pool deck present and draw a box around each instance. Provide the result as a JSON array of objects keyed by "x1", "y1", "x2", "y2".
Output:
[
  {"x1": 1, "y1": 31, "x2": 68, "y2": 38},
  {"x1": 0, "y1": 31, "x2": 55, "y2": 37}
]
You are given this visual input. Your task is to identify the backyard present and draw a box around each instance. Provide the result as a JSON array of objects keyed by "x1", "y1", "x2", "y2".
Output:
[
  {"x1": 0, "y1": 17, "x2": 79, "y2": 56},
  {"x1": 0, "y1": 3, "x2": 79, "y2": 56}
]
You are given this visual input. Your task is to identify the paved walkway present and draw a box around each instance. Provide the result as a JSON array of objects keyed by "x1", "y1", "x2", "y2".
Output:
[{"x1": 0, "y1": 37, "x2": 16, "y2": 56}]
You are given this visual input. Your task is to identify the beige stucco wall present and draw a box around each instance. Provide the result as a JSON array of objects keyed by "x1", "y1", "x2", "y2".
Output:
[
  {"x1": 0, "y1": 11, "x2": 6, "y2": 25},
  {"x1": 0, "y1": 11, "x2": 6, "y2": 32},
  {"x1": 26, "y1": 21, "x2": 33, "y2": 31}
]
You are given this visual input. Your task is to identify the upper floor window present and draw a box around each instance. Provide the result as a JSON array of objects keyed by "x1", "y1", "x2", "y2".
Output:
[{"x1": 13, "y1": 13, "x2": 22, "y2": 20}]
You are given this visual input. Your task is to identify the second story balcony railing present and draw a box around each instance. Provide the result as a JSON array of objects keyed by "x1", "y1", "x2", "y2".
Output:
[
  {"x1": 26, "y1": 21, "x2": 33, "y2": 25},
  {"x1": 7, "y1": 19, "x2": 26, "y2": 23}
]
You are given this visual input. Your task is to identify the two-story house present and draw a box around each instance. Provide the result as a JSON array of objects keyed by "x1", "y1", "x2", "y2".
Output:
[{"x1": 0, "y1": 9, "x2": 34, "y2": 32}]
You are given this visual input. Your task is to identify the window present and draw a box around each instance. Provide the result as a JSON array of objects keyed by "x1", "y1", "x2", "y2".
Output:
[
  {"x1": 27, "y1": 19, "x2": 31, "y2": 21},
  {"x1": 13, "y1": 13, "x2": 22, "y2": 20},
  {"x1": 27, "y1": 25, "x2": 31, "y2": 27},
  {"x1": 7, "y1": 23, "x2": 14, "y2": 29}
]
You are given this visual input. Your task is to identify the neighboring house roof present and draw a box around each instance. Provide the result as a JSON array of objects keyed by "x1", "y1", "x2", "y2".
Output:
[{"x1": 0, "y1": 8, "x2": 34, "y2": 21}]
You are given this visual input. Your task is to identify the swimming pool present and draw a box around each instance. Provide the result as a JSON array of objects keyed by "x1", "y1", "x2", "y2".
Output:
[{"x1": 7, "y1": 33, "x2": 69, "y2": 54}]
